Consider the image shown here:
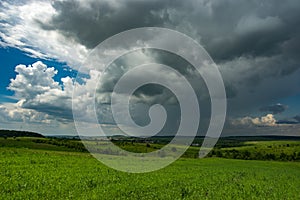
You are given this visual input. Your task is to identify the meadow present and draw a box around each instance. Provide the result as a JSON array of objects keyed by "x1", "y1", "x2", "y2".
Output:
[{"x1": 0, "y1": 136, "x2": 300, "y2": 199}]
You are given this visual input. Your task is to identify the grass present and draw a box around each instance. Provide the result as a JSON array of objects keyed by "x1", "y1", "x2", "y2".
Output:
[
  {"x1": 2, "y1": 137, "x2": 300, "y2": 160},
  {"x1": 212, "y1": 140, "x2": 300, "y2": 161},
  {"x1": 0, "y1": 137, "x2": 77, "y2": 152},
  {"x1": 1, "y1": 144, "x2": 300, "y2": 199}
]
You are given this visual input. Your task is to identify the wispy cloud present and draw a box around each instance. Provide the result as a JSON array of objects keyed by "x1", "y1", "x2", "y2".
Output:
[{"x1": 0, "y1": 0, "x2": 88, "y2": 68}]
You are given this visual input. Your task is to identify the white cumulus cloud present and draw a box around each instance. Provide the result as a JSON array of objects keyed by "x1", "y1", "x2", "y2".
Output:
[
  {"x1": 0, "y1": 0, "x2": 88, "y2": 68},
  {"x1": 232, "y1": 114, "x2": 277, "y2": 127},
  {"x1": 6, "y1": 61, "x2": 98, "y2": 122}
]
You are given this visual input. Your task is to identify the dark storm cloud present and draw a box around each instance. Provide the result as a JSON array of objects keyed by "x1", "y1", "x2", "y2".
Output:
[
  {"x1": 294, "y1": 115, "x2": 300, "y2": 122},
  {"x1": 42, "y1": 0, "x2": 300, "y2": 62},
  {"x1": 42, "y1": 0, "x2": 176, "y2": 49},
  {"x1": 93, "y1": 48, "x2": 212, "y2": 134},
  {"x1": 259, "y1": 103, "x2": 288, "y2": 114},
  {"x1": 31, "y1": 0, "x2": 300, "y2": 135},
  {"x1": 276, "y1": 120, "x2": 299, "y2": 125},
  {"x1": 23, "y1": 102, "x2": 73, "y2": 121},
  {"x1": 41, "y1": 0, "x2": 300, "y2": 115},
  {"x1": 276, "y1": 115, "x2": 300, "y2": 125},
  {"x1": 95, "y1": 49, "x2": 199, "y2": 101}
]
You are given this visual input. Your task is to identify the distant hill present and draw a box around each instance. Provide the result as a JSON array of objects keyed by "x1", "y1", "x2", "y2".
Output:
[
  {"x1": 220, "y1": 135, "x2": 300, "y2": 141},
  {"x1": 0, "y1": 130, "x2": 44, "y2": 138}
]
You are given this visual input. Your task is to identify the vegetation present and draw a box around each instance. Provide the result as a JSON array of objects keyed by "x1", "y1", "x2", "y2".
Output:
[
  {"x1": 208, "y1": 141, "x2": 300, "y2": 161},
  {"x1": 1, "y1": 147, "x2": 300, "y2": 199},
  {"x1": 1, "y1": 135, "x2": 300, "y2": 161},
  {"x1": 0, "y1": 130, "x2": 44, "y2": 138},
  {"x1": 1, "y1": 131, "x2": 300, "y2": 199}
]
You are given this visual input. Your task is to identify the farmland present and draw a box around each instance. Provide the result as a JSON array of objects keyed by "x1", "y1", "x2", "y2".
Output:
[{"x1": 0, "y1": 134, "x2": 300, "y2": 199}]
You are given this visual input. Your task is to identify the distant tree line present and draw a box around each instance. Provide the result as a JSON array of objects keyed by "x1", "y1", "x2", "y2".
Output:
[
  {"x1": 0, "y1": 130, "x2": 44, "y2": 138},
  {"x1": 207, "y1": 149, "x2": 300, "y2": 161},
  {"x1": 33, "y1": 139, "x2": 87, "y2": 152}
]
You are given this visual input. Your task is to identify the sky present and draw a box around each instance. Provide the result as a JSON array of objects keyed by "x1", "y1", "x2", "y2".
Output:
[{"x1": 0, "y1": 0, "x2": 300, "y2": 136}]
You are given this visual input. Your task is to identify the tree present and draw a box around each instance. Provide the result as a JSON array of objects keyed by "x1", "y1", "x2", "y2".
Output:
[
  {"x1": 244, "y1": 150, "x2": 251, "y2": 159},
  {"x1": 279, "y1": 152, "x2": 287, "y2": 161},
  {"x1": 216, "y1": 151, "x2": 223, "y2": 157}
]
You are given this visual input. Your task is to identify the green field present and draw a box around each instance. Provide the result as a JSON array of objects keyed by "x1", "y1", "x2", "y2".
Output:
[
  {"x1": 0, "y1": 137, "x2": 300, "y2": 199},
  {"x1": 209, "y1": 140, "x2": 300, "y2": 161}
]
